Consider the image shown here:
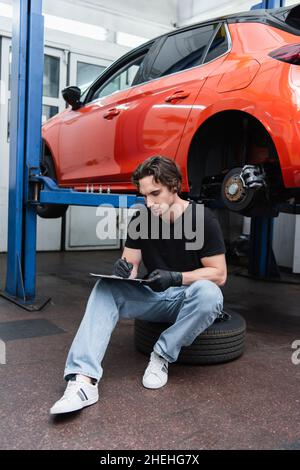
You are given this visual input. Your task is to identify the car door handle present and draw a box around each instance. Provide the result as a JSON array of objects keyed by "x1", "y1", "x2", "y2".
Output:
[
  {"x1": 103, "y1": 108, "x2": 121, "y2": 119},
  {"x1": 165, "y1": 91, "x2": 190, "y2": 103}
]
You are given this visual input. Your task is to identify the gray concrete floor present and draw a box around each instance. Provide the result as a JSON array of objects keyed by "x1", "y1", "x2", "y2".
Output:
[{"x1": 0, "y1": 250, "x2": 299, "y2": 450}]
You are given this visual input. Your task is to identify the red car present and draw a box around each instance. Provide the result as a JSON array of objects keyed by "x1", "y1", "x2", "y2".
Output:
[{"x1": 40, "y1": 4, "x2": 300, "y2": 218}]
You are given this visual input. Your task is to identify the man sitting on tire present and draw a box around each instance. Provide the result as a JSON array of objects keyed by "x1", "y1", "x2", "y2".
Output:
[{"x1": 50, "y1": 156, "x2": 227, "y2": 415}]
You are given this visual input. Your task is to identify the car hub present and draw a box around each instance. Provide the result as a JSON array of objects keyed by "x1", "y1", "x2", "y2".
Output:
[{"x1": 224, "y1": 173, "x2": 247, "y2": 203}]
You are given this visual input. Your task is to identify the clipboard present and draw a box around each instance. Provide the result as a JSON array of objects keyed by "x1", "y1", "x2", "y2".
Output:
[{"x1": 89, "y1": 273, "x2": 151, "y2": 285}]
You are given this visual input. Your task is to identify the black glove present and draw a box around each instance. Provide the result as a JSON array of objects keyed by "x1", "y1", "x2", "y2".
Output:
[
  {"x1": 146, "y1": 269, "x2": 182, "y2": 292},
  {"x1": 112, "y1": 258, "x2": 133, "y2": 278}
]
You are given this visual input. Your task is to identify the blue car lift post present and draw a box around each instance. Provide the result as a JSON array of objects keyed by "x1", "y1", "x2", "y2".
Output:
[
  {"x1": 251, "y1": 0, "x2": 285, "y2": 10},
  {"x1": 0, "y1": 0, "x2": 143, "y2": 311}
]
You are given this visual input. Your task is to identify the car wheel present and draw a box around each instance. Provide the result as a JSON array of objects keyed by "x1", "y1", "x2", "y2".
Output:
[
  {"x1": 36, "y1": 154, "x2": 69, "y2": 219},
  {"x1": 134, "y1": 310, "x2": 246, "y2": 365}
]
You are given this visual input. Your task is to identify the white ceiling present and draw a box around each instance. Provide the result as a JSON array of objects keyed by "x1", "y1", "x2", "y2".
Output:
[
  {"x1": 1, "y1": 0, "x2": 298, "y2": 57},
  {"x1": 177, "y1": 1, "x2": 259, "y2": 25},
  {"x1": 177, "y1": 0, "x2": 300, "y2": 26},
  {"x1": 2, "y1": 0, "x2": 298, "y2": 31}
]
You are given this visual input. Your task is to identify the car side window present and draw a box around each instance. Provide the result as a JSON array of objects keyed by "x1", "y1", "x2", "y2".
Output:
[
  {"x1": 148, "y1": 24, "x2": 218, "y2": 80},
  {"x1": 203, "y1": 23, "x2": 229, "y2": 63},
  {"x1": 91, "y1": 54, "x2": 146, "y2": 101}
]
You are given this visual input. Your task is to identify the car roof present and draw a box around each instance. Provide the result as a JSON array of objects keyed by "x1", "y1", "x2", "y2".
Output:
[
  {"x1": 83, "y1": 5, "x2": 299, "y2": 103},
  {"x1": 219, "y1": 6, "x2": 286, "y2": 22},
  {"x1": 107, "y1": 5, "x2": 299, "y2": 60},
  {"x1": 148, "y1": 5, "x2": 299, "y2": 44}
]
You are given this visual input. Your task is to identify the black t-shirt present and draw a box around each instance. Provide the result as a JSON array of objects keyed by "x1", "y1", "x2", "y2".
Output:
[{"x1": 125, "y1": 202, "x2": 226, "y2": 274}]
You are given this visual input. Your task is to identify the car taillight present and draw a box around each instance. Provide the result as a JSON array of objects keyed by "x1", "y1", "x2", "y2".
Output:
[{"x1": 269, "y1": 44, "x2": 300, "y2": 65}]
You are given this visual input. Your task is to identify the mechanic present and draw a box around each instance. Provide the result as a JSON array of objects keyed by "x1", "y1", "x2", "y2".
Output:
[{"x1": 50, "y1": 156, "x2": 227, "y2": 415}]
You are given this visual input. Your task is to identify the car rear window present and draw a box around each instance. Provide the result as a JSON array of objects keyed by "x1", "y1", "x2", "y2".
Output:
[{"x1": 203, "y1": 23, "x2": 229, "y2": 63}]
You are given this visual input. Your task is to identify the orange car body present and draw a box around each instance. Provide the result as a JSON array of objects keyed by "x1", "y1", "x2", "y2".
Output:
[{"x1": 42, "y1": 7, "x2": 300, "y2": 196}]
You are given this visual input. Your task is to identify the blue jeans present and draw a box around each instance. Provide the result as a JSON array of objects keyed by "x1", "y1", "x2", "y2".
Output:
[{"x1": 64, "y1": 278, "x2": 224, "y2": 382}]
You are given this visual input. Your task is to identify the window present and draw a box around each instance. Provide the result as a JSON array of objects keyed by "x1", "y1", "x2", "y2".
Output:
[
  {"x1": 77, "y1": 62, "x2": 105, "y2": 92},
  {"x1": 9, "y1": 50, "x2": 60, "y2": 97},
  {"x1": 204, "y1": 24, "x2": 229, "y2": 63},
  {"x1": 43, "y1": 55, "x2": 60, "y2": 98},
  {"x1": 42, "y1": 105, "x2": 59, "y2": 123},
  {"x1": 148, "y1": 24, "x2": 218, "y2": 80},
  {"x1": 91, "y1": 54, "x2": 146, "y2": 100}
]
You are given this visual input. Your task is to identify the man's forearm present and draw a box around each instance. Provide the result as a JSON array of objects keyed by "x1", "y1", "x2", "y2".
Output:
[{"x1": 182, "y1": 267, "x2": 226, "y2": 287}]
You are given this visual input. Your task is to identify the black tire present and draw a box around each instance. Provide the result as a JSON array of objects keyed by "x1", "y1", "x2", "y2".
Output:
[
  {"x1": 134, "y1": 310, "x2": 246, "y2": 365},
  {"x1": 36, "y1": 153, "x2": 69, "y2": 219}
]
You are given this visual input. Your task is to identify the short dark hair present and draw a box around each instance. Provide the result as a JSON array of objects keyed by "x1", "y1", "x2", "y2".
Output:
[{"x1": 132, "y1": 156, "x2": 182, "y2": 194}]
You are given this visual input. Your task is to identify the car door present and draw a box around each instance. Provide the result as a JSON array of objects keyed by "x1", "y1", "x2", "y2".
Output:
[
  {"x1": 58, "y1": 45, "x2": 154, "y2": 185},
  {"x1": 118, "y1": 23, "x2": 222, "y2": 178}
]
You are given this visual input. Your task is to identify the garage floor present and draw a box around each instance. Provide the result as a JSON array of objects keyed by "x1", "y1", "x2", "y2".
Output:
[{"x1": 0, "y1": 250, "x2": 299, "y2": 450}]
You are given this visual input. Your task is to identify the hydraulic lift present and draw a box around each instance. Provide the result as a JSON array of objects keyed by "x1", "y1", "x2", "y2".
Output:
[{"x1": 0, "y1": 0, "x2": 298, "y2": 312}]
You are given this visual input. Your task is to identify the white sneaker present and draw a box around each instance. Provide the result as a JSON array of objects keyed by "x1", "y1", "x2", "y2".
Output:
[
  {"x1": 50, "y1": 376, "x2": 99, "y2": 415},
  {"x1": 142, "y1": 351, "x2": 169, "y2": 389}
]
